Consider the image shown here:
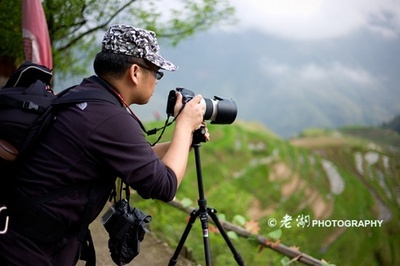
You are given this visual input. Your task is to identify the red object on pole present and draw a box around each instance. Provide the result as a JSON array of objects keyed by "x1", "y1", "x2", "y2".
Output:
[{"x1": 22, "y1": 0, "x2": 53, "y2": 69}]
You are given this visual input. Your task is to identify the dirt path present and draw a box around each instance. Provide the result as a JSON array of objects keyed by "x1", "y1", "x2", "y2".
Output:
[{"x1": 77, "y1": 207, "x2": 197, "y2": 266}]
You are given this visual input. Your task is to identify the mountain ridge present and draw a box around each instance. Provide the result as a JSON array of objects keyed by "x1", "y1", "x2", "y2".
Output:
[{"x1": 131, "y1": 29, "x2": 400, "y2": 138}]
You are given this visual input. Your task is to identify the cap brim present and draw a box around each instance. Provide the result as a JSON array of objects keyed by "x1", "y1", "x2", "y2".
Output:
[{"x1": 145, "y1": 54, "x2": 178, "y2": 71}]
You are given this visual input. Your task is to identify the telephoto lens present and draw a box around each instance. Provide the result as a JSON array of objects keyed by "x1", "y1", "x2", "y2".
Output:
[{"x1": 166, "y1": 88, "x2": 237, "y2": 124}]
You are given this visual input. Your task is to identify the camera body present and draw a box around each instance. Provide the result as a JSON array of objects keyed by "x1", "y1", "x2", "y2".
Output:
[
  {"x1": 101, "y1": 199, "x2": 145, "y2": 239},
  {"x1": 101, "y1": 199, "x2": 151, "y2": 264},
  {"x1": 166, "y1": 88, "x2": 194, "y2": 116},
  {"x1": 166, "y1": 87, "x2": 237, "y2": 124}
]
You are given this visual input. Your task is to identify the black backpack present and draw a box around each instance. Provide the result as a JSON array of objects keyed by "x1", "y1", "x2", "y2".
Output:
[
  {"x1": 0, "y1": 61, "x2": 121, "y2": 166},
  {"x1": 0, "y1": 61, "x2": 125, "y2": 266}
]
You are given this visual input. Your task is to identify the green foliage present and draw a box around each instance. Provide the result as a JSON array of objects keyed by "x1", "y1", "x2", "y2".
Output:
[
  {"x1": 135, "y1": 121, "x2": 400, "y2": 265},
  {"x1": 0, "y1": 0, "x2": 23, "y2": 60},
  {"x1": 291, "y1": 126, "x2": 400, "y2": 265},
  {"x1": 232, "y1": 214, "x2": 246, "y2": 226},
  {"x1": 132, "y1": 122, "x2": 400, "y2": 265},
  {"x1": 339, "y1": 125, "x2": 400, "y2": 151},
  {"x1": 267, "y1": 229, "x2": 282, "y2": 240},
  {"x1": 299, "y1": 128, "x2": 334, "y2": 138}
]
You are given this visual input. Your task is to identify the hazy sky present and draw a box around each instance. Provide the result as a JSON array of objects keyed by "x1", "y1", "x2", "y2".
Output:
[
  {"x1": 146, "y1": 0, "x2": 400, "y2": 136},
  {"x1": 65, "y1": 0, "x2": 400, "y2": 136},
  {"x1": 228, "y1": 0, "x2": 400, "y2": 40},
  {"x1": 223, "y1": 0, "x2": 400, "y2": 103}
]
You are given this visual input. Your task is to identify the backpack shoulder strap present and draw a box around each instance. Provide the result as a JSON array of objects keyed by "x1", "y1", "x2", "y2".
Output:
[
  {"x1": 0, "y1": 93, "x2": 47, "y2": 113},
  {"x1": 0, "y1": 80, "x2": 54, "y2": 113},
  {"x1": 53, "y1": 76, "x2": 122, "y2": 107},
  {"x1": 54, "y1": 89, "x2": 121, "y2": 106}
]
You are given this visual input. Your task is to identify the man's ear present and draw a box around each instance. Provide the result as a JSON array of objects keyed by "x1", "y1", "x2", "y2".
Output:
[{"x1": 129, "y1": 64, "x2": 140, "y2": 84}]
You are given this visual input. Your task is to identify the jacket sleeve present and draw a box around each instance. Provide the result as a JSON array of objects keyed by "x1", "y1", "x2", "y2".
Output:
[{"x1": 87, "y1": 110, "x2": 178, "y2": 202}]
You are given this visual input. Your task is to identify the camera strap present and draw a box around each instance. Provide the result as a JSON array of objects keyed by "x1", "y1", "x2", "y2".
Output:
[
  {"x1": 108, "y1": 178, "x2": 130, "y2": 203},
  {"x1": 90, "y1": 75, "x2": 178, "y2": 146},
  {"x1": 102, "y1": 179, "x2": 152, "y2": 265},
  {"x1": 145, "y1": 102, "x2": 189, "y2": 146}
]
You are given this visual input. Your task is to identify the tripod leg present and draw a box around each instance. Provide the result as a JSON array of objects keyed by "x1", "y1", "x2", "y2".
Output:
[
  {"x1": 169, "y1": 209, "x2": 198, "y2": 266},
  {"x1": 198, "y1": 210, "x2": 212, "y2": 266},
  {"x1": 208, "y1": 208, "x2": 245, "y2": 266}
]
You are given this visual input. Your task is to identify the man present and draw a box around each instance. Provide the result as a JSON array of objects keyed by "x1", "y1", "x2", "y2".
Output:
[{"x1": 0, "y1": 24, "x2": 207, "y2": 265}]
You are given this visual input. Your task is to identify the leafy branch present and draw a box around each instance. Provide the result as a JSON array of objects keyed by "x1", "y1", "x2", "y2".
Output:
[
  {"x1": 55, "y1": 1, "x2": 136, "y2": 52},
  {"x1": 0, "y1": 0, "x2": 235, "y2": 76}
]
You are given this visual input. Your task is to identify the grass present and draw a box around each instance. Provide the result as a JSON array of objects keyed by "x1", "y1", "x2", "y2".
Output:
[{"x1": 133, "y1": 121, "x2": 400, "y2": 265}]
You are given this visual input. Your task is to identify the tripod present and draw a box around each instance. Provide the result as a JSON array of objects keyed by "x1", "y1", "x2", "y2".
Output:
[{"x1": 168, "y1": 128, "x2": 244, "y2": 266}]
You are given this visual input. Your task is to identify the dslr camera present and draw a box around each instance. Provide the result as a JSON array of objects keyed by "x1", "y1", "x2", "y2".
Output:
[
  {"x1": 166, "y1": 88, "x2": 237, "y2": 124},
  {"x1": 101, "y1": 199, "x2": 151, "y2": 264}
]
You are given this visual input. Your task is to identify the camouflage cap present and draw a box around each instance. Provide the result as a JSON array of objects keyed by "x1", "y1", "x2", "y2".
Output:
[{"x1": 102, "y1": 24, "x2": 178, "y2": 71}]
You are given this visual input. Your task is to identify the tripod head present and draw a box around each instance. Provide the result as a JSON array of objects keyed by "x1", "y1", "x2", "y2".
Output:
[{"x1": 192, "y1": 126, "x2": 207, "y2": 145}]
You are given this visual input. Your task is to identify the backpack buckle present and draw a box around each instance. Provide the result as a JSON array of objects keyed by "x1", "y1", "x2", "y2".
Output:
[
  {"x1": 22, "y1": 101, "x2": 40, "y2": 111},
  {"x1": 0, "y1": 206, "x2": 9, "y2": 234}
]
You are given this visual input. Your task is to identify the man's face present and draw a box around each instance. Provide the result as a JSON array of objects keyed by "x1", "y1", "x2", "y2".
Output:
[{"x1": 134, "y1": 65, "x2": 163, "y2": 105}]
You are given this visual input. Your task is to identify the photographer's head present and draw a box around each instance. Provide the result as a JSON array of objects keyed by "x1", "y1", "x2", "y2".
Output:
[{"x1": 94, "y1": 24, "x2": 178, "y2": 104}]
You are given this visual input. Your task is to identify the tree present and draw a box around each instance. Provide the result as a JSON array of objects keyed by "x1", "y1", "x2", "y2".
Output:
[
  {"x1": 0, "y1": 0, "x2": 23, "y2": 82},
  {"x1": 0, "y1": 0, "x2": 235, "y2": 76},
  {"x1": 383, "y1": 114, "x2": 400, "y2": 133}
]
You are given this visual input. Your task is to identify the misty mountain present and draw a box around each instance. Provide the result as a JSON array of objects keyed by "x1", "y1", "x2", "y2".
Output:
[
  {"x1": 137, "y1": 29, "x2": 400, "y2": 138},
  {"x1": 58, "y1": 29, "x2": 400, "y2": 138}
]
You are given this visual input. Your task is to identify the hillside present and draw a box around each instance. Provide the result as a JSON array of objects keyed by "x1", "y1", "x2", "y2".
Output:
[{"x1": 123, "y1": 121, "x2": 400, "y2": 265}]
